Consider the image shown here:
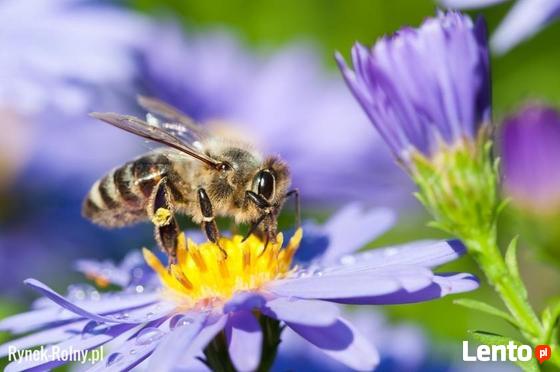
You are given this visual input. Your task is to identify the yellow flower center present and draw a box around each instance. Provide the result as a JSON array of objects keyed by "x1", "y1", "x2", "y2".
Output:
[{"x1": 143, "y1": 229, "x2": 303, "y2": 306}]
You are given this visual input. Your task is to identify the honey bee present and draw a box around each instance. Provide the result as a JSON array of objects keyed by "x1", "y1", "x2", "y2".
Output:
[{"x1": 83, "y1": 97, "x2": 299, "y2": 260}]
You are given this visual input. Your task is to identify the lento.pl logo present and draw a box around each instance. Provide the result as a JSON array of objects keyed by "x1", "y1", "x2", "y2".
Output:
[{"x1": 462, "y1": 341, "x2": 552, "y2": 364}]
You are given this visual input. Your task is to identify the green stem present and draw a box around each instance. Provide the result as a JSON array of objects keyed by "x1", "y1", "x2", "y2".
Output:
[
  {"x1": 469, "y1": 234, "x2": 541, "y2": 342},
  {"x1": 468, "y1": 232, "x2": 560, "y2": 369}
]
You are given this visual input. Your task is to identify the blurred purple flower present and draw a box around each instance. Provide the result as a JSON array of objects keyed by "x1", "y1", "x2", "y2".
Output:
[
  {"x1": 139, "y1": 26, "x2": 409, "y2": 206},
  {"x1": 501, "y1": 104, "x2": 560, "y2": 215},
  {"x1": 0, "y1": 0, "x2": 150, "y2": 115},
  {"x1": 336, "y1": 11, "x2": 491, "y2": 167},
  {"x1": 0, "y1": 205, "x2": 478, "y2": 371},
  {"x1": 438, "y1": 0, "x2": 560, "y2": 54}
]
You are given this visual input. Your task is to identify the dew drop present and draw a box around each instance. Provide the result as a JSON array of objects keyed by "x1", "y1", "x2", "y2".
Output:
[
  {"x1": 82, "y1": 321, "x2": 111, "y2": 338},
  {"x1": 145, "y1": 311, "x2": 155, "y2": 319},
  {"x1": 340, "y1": 255, "x2": 356, "y2": 265},
  {"x1": 129, "y1": 348, "x2": 137, "y2": 355},
  {"x1": 384, "y1": 248, "x2": 398, "y2": 257},
  {"x1": 135, "y1": 285, "x2": 144, "y2": 293},
  {"x1": 106, "y1": 352, "x2": 123, "y2": 366},
  {"x1": 135, "y1": 327, "x2": 165, "y2": 345},
  {"x1": 114, "y1": 312, "x2": 129, "y2": 320},
  {"x1": 171, "y1": 315, "x2": 195, "y2": 329}
]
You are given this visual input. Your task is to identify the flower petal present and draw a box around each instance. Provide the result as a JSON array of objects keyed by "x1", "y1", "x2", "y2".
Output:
[
  {"x1": 286, "y1": 317, "x2": 379, "y2": 371},
  {"x1": 335, "y1": 273, "x2": 480, "y2": 304},
  {"x1": 0, "y1": 320, "x2": 87, "y2": 358},
  {"x1": 146, "y1": 311, "x2": 206, "y2": 371},
  {"x1": 268, "y1": 265, "x2": 434, "y2": 300},
  {"x1": 329, "y1": 239, "x2": 466, "y2": 269},
  {"x1": 263, "y1": 297, "x2": 339, "y2": 326},
  {"x1": 320, "y1": 204, "x2": 396, "y2": 264},
  {"x1": 225, "y1": 311, "x2": 262, "y2": 372},
  {"x1": 178, "y1": 315, "x2": 228, "y2": 368},
  {"x1": 4, "y1": 324, "x2": 136, "y2": 372},
  {"x1": 223, "y1": 291, "x2": 266, "y2": 313}
]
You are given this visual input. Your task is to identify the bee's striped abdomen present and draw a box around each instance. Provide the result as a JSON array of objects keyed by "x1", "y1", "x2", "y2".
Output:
[{"x1": 82, "y1": 152, "x2": 175, "y2": 227}]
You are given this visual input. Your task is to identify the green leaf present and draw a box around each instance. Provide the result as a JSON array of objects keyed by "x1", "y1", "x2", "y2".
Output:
[
  {"x1": 505, "y1": 237, "x2": 528, "y2": 299},
  {"x1": 469, "y1": 331, "x2": 539, "y2": 372},
  {"x1": 541, "y1": 298, "x2": 560, "y2": 344},
  {"x1": 454, "y1": 298, "x2": 519, "y2": 328}
]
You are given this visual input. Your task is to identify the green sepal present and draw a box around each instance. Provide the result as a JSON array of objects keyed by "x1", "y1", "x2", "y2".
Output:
[
  {"x1": 454, "y1": 298, "x2": 518, "y2": 328},
  {"x1": 469, "y1": 330, "x2": 539, "y2": 372},
  {"x1": 504, "y1": 237, "x2": 528, "y2": 299}
]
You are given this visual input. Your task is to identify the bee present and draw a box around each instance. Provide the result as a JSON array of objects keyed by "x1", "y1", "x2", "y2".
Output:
[{"x1": 83, "y1": 97, "x2": 299, "y2": 260}]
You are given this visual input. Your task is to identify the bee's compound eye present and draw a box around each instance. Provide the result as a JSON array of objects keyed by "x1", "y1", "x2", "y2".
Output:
[{"x1": 255, "y1": 170, "x2": 275, "y2": 200}]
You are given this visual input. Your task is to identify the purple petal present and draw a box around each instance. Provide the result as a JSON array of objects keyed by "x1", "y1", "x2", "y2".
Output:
[
  {"x1": 88, "y1": 320, "x2": 171, "y2": 372},
  {"x1": 74, "y1": 259, "x2": 130, "y2": 287},
  {"x1": 268, "y1": 265, "x2": 434, "y2": 300},
  {"x1": 0, "y1": 320, "x2": 88, "y2": 358},
  {"x1": 286, "y1": 317, "x2": 379, "y2": 371},
  {"x1": 225, "y1": 311, "x2": 262, "y2": 372},
  {"x1": 223, "y1": 291, "x2": 266, "y2": 313},
  {"x1": 319, "y1": 204, "x2": 396, "y2": 264},
  {"x1": 335, "y1": 273, "x2": 479, "y2": 305},
  {"x1": 263, "y1": 297, "x2": 339, "y2": 326},
  {"x1": 491, "y1": 0, "x2": 560, "y2": 54},
  {"x1": 4, "y1": 324, "x2": 135, "y2": 372},
  {"x1": 146, "y1": 311, "x2": 206, "y2": 371},
  {"x1": 332, "y1": 239, "x2": 466, "y2": 269},
  {"x1": 177, "y1": 315, "x2": 228, "y2": 368}
]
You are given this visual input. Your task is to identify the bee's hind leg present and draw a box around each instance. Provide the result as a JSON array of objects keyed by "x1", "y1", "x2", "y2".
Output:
[
  {"x1": 149, "y1": 177, "x2": 180, "y2": 264},
  {"x1": 197, "y1": 187, "x2": 227, "y2": 258}
]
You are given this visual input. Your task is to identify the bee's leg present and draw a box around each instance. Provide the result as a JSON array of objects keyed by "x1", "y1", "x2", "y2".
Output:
[
  {"x1": 285, "y1": 188, "x2": 301, "y2": 229},
  {"x1": 197, "y1": 187, "x2": 227, "y2": 258},
  {"x1": 244, "y1": 190, "x2": 275, "y2": 255},
  {"x1": 149, "y1": 177, "x2": 180, "y2": 264}
]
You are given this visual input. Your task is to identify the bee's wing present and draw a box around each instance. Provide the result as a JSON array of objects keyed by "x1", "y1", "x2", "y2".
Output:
[
  {"x1": 137, "y1": 95, "x2": 208, "y2": 144},
  {"x1": 89, "y1": 112, "x2": 220, "y2": 168}
]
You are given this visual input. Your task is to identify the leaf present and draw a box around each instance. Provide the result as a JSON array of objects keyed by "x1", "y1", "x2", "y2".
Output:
[
  {"x1": 469, "y1": 331, "x2": 539, "y2": 372},
  {"x1": 505, "y1": 237, "x2": 528, "y2": 299},
  {"x1": 454, "y1": 298, "x2": 518, "y2": 328},
  {"x1": 541, "y1": 298, "x2": 560, "y2": 344}
]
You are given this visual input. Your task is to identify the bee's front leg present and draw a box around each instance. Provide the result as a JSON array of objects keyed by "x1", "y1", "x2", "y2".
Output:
[
  {"x1": 197, "y1": 188, "x2": 226, "y2": 258},
  {"x1": 149, "y1": 177, "x2": 180, "y2": 264}
]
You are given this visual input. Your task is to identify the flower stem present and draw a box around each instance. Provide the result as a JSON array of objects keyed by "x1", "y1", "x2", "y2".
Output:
[
  {"x1": 468, "y1": 233, "x2": 541, "y2": 341},
  {"x1": 468, "y1": 231, "x2": 560, "y2": 369}
]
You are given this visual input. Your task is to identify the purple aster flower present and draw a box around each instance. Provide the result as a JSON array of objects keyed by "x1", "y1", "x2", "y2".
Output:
[
  {"x1": 501, "y1": 104, "x2": 560, "y2": 216},
  {"x1": 438, "y1": 0, "x2": 560, "y2": 54},
  {"x1": 0, "y1": 0, "x2": 151, "y2": 115},
  {"x1": 336, "y1": 11, "x2": 491, "y2": 168},
  {"x1": 0, "y1": 205, "x2": 478, "y2": 371},
  {"x1": 139, "y1": 26, "x2": 410, "y2": 207}
]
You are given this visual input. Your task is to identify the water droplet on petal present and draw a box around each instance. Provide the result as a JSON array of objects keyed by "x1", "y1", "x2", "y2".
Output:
[
  {"x1": 171, "y1": 315, "x2": 194, "y2": 329},
  {"x1": 145, "y1": 311, "x2": 155, "y2": 319},
  {"x1": 340, "y1": 255, "x2": 356, "y2": 265},
  {"x1": 82, "y1": 321, "x2": 111, "y2": 338},
  {"x1": 384, "y1": 248, "x2": 398, "y2": 257},
  {"x1": 135, "y1": 327, "x2": 165, "y2": 345},
  {"x1": 114, "y1": 312, "x2": 129, "y2": 320},
  {"x1": 135, "y1": 285, "x2": 144, "y2": 293},
  {"x1": 106, "y1": 352, "x2": 123, "y2": 366},
  {"x1": 130, "y1": 348, "x2": 137, "y2": 355}
]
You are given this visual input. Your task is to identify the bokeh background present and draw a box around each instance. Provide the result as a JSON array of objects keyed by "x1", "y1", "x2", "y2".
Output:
[{"x1": 1, "y1": 0, "x2": 559, "y2": 370}]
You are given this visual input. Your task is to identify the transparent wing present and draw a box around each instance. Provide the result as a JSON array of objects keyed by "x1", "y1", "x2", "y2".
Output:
[
  {"x1": 137, "y1": 96, "x2": 209, "y2": 145},
  {"x1": 89, "y1": 112, "x2": 219, "y2": 168}
]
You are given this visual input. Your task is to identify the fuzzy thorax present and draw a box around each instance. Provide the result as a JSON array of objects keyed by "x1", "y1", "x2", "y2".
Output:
[{"x1": 143, "y1": 229, "x2": 303, "y2": 306}]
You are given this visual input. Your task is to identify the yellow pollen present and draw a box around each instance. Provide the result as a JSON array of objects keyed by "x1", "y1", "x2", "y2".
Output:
[
  {"x1": 143, "y1": 228, "x2": 303, "y2": 305},
  {"x1": 151, "y1": 207, "x2": 172, "y2": 226}
]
